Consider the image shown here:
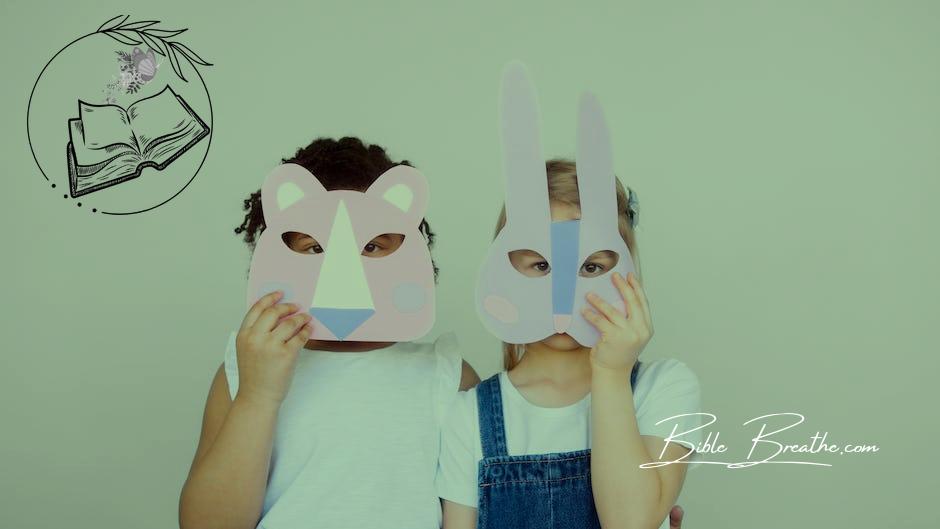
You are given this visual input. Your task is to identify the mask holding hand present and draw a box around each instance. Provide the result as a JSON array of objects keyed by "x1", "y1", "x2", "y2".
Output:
[
  {"x1": 246, "y1": 163, "x2": 436, "y2": 342},
  {"x1": 476, "y1": 62, "x2": 637, "y2": 348}
]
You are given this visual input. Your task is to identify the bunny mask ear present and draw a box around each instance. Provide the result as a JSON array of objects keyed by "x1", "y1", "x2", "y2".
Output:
[
  {"x1": 574, "y1": 93, "x2": 619, "y2": 232},
  {"x1": 246, "y1": 163, "x2": 436, "y2": 342},
  {"x1": 473, "y1": 62, "x2": 553, "y2": 344},
  {"x1": 474, "y1": 62, "x2": 637, "y2": 347},
  {"x1": 563, "y1": 90, "x2": 638, "y2": 346},
  {"x1": 499, "y1": 62, "x2": 552, "y2": 233}
]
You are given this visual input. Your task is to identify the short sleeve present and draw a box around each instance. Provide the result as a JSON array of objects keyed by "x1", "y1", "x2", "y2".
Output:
[
  {"x1": 222, "y1": 331, "x2": 239, "y2": 400},
  {"x1": 433, "y1": 331, "x2": 464, "y2": 426},
  {"x1": 635, "y1": 359, "x2": 704, "y2": 470},
  {"x1": 435, "y1": 390, "x2": 481, "y2": 509}
]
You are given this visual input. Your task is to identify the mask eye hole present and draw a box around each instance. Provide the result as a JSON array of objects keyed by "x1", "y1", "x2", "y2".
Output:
[
  {"x1": 508, "y1": 249, "x2": 551, "y2": 277},
  {"x1": 579, "y1": 251, "x2": 619, "y2": 278},
  {"x1": 362, "y1": 233, "x2": 405, "y2": 258},
  {"x1": 282, "y1": 231, "x2": 324, "y2": 255}
]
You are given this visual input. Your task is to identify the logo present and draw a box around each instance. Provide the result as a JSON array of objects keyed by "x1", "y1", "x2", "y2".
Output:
[{"x1": 27, "y1": 15, "x2": 214, "y2": 215}]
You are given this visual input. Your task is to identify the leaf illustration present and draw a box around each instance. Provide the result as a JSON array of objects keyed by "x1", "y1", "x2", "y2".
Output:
[
  {"x1": 139, "y1": 32, "x2": 168, "y2": 57},
  {"x1": 120, "y1": 20, "x2": 160, "y2": 30},
  {"x1": 114, "y1": 29, "x2": 145, "y2": 44},
  {"x1": 174, "y1": 52, "x2": 199, "y2": 78},
  {"x1": 97, "y1": 15, "x2": 129, "y2": 32},
  {"x1": 144, "y1": 28, "x2": 188, "y2": 38},
  {"x1": 166, "y1": 45, "x2": 187, "y2": 82},
  {"x1": 96, "y1": 17, "x2": 209, "y2": 83},
  {"x1": 168, "y1": 41, "x2": 212, "y2": 66},
  {"x1": 103, "y1": 30, "x2": 142, "y2": 46}
]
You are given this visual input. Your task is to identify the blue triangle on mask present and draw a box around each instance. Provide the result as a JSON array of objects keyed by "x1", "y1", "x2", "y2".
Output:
[{"x1": 309, "y1": 308, "x2": 376, "y2": 340}]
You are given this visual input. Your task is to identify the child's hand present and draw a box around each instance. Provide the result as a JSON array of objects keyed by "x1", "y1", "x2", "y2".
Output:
[
  {"x1": 581, "y1": 271, "x2": 654, "y2": 372},
  {"x1": 234, "y1": 290, "x2": 313, "y2": 407}
]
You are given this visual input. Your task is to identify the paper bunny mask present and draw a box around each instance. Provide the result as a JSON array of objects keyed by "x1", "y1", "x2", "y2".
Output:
[
  {"x1": 246, "y1": 163, "x2": 435, "y2": 341},
  {"x1": 475, "y1": 62, "x2": 637, "y2": 347}
]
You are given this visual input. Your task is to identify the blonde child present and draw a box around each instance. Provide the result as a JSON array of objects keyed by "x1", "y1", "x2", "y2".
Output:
[{"x1": 437, "y1": 160, "x2": 702, "y2": 529}]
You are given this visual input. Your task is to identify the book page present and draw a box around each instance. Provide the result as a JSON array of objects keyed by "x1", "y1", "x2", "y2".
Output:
[
  {"x1": 144, "y1": 118, "x2": 205, "y2": 166},
  {"x1": 74, "y1": 152, "x2": 142, "y2": 188},
  {"x1": 78, "y1": 100, "x2": 139, "y2": 152},
  {"x1": 127, "y1": 86, "x2": 195, "y2": 153},
  {"x1": 70, "y1": 118, "x2": 137, "y2": 168}
]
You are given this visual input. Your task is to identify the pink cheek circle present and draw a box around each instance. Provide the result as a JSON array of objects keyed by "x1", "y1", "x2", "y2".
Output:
[
  {"x1": 483, "y1": 295, "x2": 519, "y2": 324},
  {"x1": 258, "y1": 282, "x2": 294, "y2": 304},
  {"x1": 393, "y1": 282, "x2": 426, "y2": 313}
]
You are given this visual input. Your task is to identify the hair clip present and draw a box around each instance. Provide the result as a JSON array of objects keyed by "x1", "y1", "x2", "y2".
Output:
[{"x1": 627, "y1": 187, "x2": 639, "y2": 229}]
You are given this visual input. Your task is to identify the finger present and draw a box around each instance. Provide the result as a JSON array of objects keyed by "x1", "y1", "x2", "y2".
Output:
[
  {"x1": 272, "y1": 312, "x2": 312, "y2": 343},
  {"x1": 585, "y1": 292, "x2": 627, "y2": 327},
  {"x1": 669, "y1": 505, "x2": 684, "y2": 529},
  {"x1": 241, "y1": 290, "x2": 284, "y2": 331},
  {"x1": 254, "y1": 302, "x2": 300, "y2": 333},
  {"x1": 286, "y1": 322, "x2": 314, "y2": 350},
  {"x1": 581, "y1": 307, "x2": 615, "y2": 334},
  {"x1": 613, "y1": 272, "x2": 641, "y2": 321},
  {"x1": 627, "y1": 271, "x2": 653, "y2": 330}
]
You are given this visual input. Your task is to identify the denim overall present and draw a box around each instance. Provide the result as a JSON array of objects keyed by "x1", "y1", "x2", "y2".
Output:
[{"x1": 475, "y1": 361, "x2": 641, "y2": 529}]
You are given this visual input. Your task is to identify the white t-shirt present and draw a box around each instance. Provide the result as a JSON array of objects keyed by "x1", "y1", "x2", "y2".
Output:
[
  {"x1": 222, "y1": 330, "x2": 463, "y2": 529},
  {"x1": 435, "y1": 358, "x2": 703, "y2": 511}
]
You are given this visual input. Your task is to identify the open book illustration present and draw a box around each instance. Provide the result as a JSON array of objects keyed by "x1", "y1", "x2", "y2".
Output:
[{"x1": 66, "y1": 84, "x2": 209, "y2": 197}]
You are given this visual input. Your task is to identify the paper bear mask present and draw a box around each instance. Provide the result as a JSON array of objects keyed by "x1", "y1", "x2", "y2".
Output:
[
  {"x1": 475, "y1": 62, "x2": 637, "y2": 347},
  {"x1": 246, "y1": 163, "x2": 435, "y2": 341}
]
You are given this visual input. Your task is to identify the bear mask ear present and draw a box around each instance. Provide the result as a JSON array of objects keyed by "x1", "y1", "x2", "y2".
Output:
[
  {"x1": 365, "y1": 165, "x2": 429, "y2": 223},
  {"x1": 260, "y1": 163, "x2": 329, "y2": 221}
]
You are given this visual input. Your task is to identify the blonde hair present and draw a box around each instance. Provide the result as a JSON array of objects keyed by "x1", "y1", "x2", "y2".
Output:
[{"x1": 495, "y1": 158, "x2": 641, "y2": 370}]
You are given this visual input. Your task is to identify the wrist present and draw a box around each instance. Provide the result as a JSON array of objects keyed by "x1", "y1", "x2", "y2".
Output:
[
  {"x1": 590, "y1": 357, "x2": 636, "y2": 390},
  {"x1": 590, "y1": 355, "x2": 636, "y2": 376},
  {"x1": 233, "y1": 390, "x2": 283, "y2": 414}
]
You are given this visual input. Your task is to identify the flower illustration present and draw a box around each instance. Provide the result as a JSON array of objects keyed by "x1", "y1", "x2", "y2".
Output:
[{"x1": 102, "y1": 47, "x2": 162, "y2": 102}]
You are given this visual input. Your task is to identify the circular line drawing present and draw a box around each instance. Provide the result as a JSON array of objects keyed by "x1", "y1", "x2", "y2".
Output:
[{"x1": 26, "y1": 15, "x2": 214, "y2": 215}]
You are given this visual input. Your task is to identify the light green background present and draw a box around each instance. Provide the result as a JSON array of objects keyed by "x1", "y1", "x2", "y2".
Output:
[{"x1": 2, "y1": 1, "x2": 937, "y2": 528}]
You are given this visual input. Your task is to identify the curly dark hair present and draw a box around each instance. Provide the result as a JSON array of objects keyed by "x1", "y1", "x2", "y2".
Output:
[{"x1": 234, "y1": 136, "x2": 439, "y2": 279}]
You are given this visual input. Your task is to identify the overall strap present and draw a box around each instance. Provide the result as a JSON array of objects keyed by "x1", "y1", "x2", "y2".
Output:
[
  {"x1": 630, "y1": 360, "x2": 642, "y2": 390},
  {"x1": 476, "y1": 363, "x2": 640, "y2": 459},
  {"x1": 476, "y1": 374, "x2": 508, "y2": 458}
]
